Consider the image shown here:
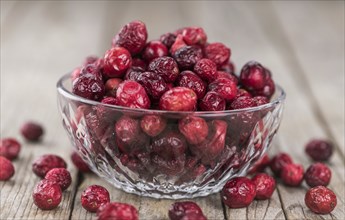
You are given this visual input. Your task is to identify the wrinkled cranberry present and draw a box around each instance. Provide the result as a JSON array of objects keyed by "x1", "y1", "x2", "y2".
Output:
[
  {"x1": 182, "y1": 27, "x2": 207, "y2": 46},
  {"x1": 209, "y1": 77, "x2": 237, "y2": 101},
  {"x1": 168, "y1": 201, "x2": 204, "y2": 220},
  {"x1": 248, "y1": 154, "x2": 270, "y2": 174},
  {"x1": 20, "y1": 121, "x2": 44, "y2": 142},
  {"x1": 33, "y1": 179, "x2": 62, "y2": 210},
  {"x1": 305, "y1": 186, "x2": 337, "y2": 214},
  {"x1": 253, "y1": 96, "x2": 269, "y2": 106},
  {"x1": 131, "y1": 58, "x2": 147, "y2": 71},
  {"x1": 121, "y1": 154, "x2": 147, "y2": 174},
  {"x1": 45, "y1": 168, "x2": 72, "y2": 191},
  {"x1": 305, "y1": 163, "x2": 331, "y2": 187},
  {"x1": 105, "y1": 78, "x2": 123, "y2": 97},
  {"x1": 305, "y1": 139, "x2": 333, "y2": 161},
  {"x1": 173, "y1": 46, "x2": 203, "y2": 70},
  {"x1": 236, "y1": 89, "x2": 252, "y2": 98},
  {"x1": 179, "y1": 116, "x2": 208, "y2": 145},
  {"x1": 194, "y1": 58, "x2": 217, "y2": 82},
  {"x1": 217, "y1": 71, "x2": 239, "y2": 84},
  {"x1": 199, "y1": 91, "x2": 226, "y2": 111},
  {"x1": 32, "y1": 154, "x2": 67, "y2": 178},
  {"x1": 148, "y1": 56, "x2": 180, "y2": 83},
  {"x1": 113, "y1": 20, "x2": 147, "y2": 55},
  {"x1": 140, "y1": 115, "x2": 166, "y2": 137},
  {"x1": 124, "y1": 68, "x2": 143, "y2": 81},
  {"x1": 81, "y1": 185, "x2": 110, "y2": 212},
  {"x1": 85, "y1": 111, "x2": 108, "y2": 140},
  {"x1": 281, "y1": 163, "x2": 304, "y2": 186},
  {"x1": 230, "y1": 96, "x2": 255, "y2": 110},
  {"x1": 219, "y1": 61, "x2": 235, "y2": 73},
  {"x1": 180, "y1": 161, "x2": 207, "y2": 182},
  {"x1": 0, "y1": 156, "x2": 15, "y2": 180},
  {"x1": 205, "y1": 42, "x2": 230, "y2": 67},
  {"x1": 252, "y1": 173, "x2": 276, "y2": 200},
  {"x1": 159, "y1": 87, "x2": 197, "y2": 111},
  {"x1": 115, "y1": 116, "x2": 140, "y2": 152},
  {"x1": 151, "y1": 154, "x2": 185, "y2": 176},
  {"x1": 170, "y1": 34, "x2": 187, "y2": 55},
  {"x1": 160, "y1": 32, "x2": 177, "y2": 48},
  {"x1": 96, "y1": 96, "x2": 118, "y2": 119},
  {"x1": 221, "y1": 177, "x2": 256, "y2": 208},
  {"x1": 269, "y1": 153, "x2": 293, "y2": 177},
  {"x1": 71, "y1": 151, "x2": 91, "y2": 173},
  {"x1": 176, "y1": 71, "x2": 206, "y2": 99},
  {"x1": 97, "y1": 202, "x2": 138, "y2": 220},
  {"x1": 0, "y1": 138, "x2": 21, "y2": 160},
  {"x1": 143, "y1": 41, "x2": 168, "y2": 62},
  {"x1": 116, "y1": 80, "x2": 151, "y2": 109},
  {"x1": 103, "y1": 47, "x2": 132, "y2": 78},
  {"x1": 135, "y1": 71, "x2": 168, "y2": 101},
  {"x1": 152, "y1": 131, "x2": 187, "y2": 160}
]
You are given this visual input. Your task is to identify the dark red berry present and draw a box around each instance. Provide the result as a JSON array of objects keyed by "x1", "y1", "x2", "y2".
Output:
[
  {"x1": 140, "y1": 115, "x2": 166, "y2": 137},
  {"x1": 101, "y1": 96, "x2": 118, "y2": 106},
  {"x1": 236, "y1": 89, "x2": 252, "y2": 98},
  {"x1": 160, "y1": 32, "x2": 176, "y2": 48},
  {"x1": 209, "y1": 77, "x2": 237, "y2": 101},
  {"x1": 20, "y1": 121, "x2": 44, "y2": 142},
  {"x1": 71, "y1": 151, "x2": 91, "y2": 173},
  {"x1": 32, "y1": 154, "x2": 67, "y2": 178},
  {"x1": 97, "y1": 202, "x2": 138, "y2": 220},
  {"x1": 305, "y1": 186, "x2": 337, "y2": 214},
  {"x1": 124, "y1": 68, "x2": 143, "y2": 81},
  {"x1": 170, "y1": 34, "x2": 187, "y2": 55},
  {"x1": 115, "y1": 116, "x2": 141, "y2": 152},
  {"x1": 305, "y1": 163, "x2": 331, "y2": 187},
  {"x1": 0, "y1": 156, "x2": 15, "y2": 180},
  {"x1": 252, "y1": 173, "x2": 276, "y2": 200},
  {"x1": 269, "y1": 153, "x2": 293, "y2": 177},
  {"x1": 194, "y1": 58, "x2": 218, "y2": 82},
  {"x1": 221, "y1": 177, "x2": 256, "y2": 208},
  {"x1": 217, "y1": 71, "x2": 239, "y2": 84},
  {"x1": 168, "y1": 201, "x2": 204, "y2": 220},
  {"x1": 152, "y1": 131, "x2": 187, "y2": 160},
  {"x1": 135, "y1": 71, "x2": 169, "y2": 101},
  {"x1": 179, "y1": 116, "x2": 208, "y2": 145},
  {"x1": 219, "y1": 61, "x2": 235, "y2": 73},
  {"x1": 204, "y1": 42, "x2": 230, "y2": 67},
  {"x1": 45, "y1": 168, "x2": 72, "y2": 191},
  {"x1": 182, "y1": 27, "x2": 207, "y2": 46},
  {"x1": 81, "y1": 185, "x2": 110, "y2": 212},
  {"x1": 148, "y1": 56, "x2": 180, "y2": 83},
  {"x1": 159, "y1": 87, "x2": 197, "y2": 111},
  {"x1": 151, "y1": 154, "x2": 185, "y2": 176},
  {"x1": 230, "y1": 96, "x2": 255, "y2": 110},
  {"x1": 33, "y1": 179, "x2": 62, "y2": 210},
  {"x1": 176, "y1": 71, "x2": 206, "y2": 99},
  {"x1": 143, "y1": 41, "x2": 168, "y2": 62},
  {"x1": 113, "y1": 20, "x2": 147, "y2": 55},
  {"x1": 131, "y1": 58, "x2": 147, "y2": 71},
  {"x1": 305, "y1": 139, "x2": 333, "y2": 161},
  {"x1": 173, "y1": 46, "x2": 203, "y2": 70},
  {"x1": 248, "y1": 154, "x2": 270, "y2": 174},
  {"x1": 281, "y1": 163, "x2": 304, "y2": 186},
  {"x1": 253, "y1": 96, "x2": 269, "y2": 106},
  {"x1": 116, "y1": 80, "x2": 151, "y2": 109},
  {"x1": 0, "y1": 138, "x2": 21, "y2": 160},
  {"x1": 103, "y1": 47, "x2": 132, "y2": 78},
  {"x1": 199, "y1": 91, "x2": 226, "y2": 111},
  {"x1": 105, "y1": 78, "x2": 123, "y2": 97}
]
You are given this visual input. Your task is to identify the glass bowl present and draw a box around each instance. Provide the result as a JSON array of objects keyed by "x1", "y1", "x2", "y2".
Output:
[{"x1": 57, "y1": 73, "x2": 285, "y2": 199}]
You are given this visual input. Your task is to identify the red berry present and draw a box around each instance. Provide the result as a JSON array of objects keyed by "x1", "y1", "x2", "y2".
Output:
[
  {"x1": 204, "y1": 42, "x2": 231, "y2": 67},
  {"x1": 281, "y1": 163, "x2": 304, "y2": 186},
  {"x1": 173, "y1": 46, "x2": 203, "y2": 70},
  {"x1": 32, "y1": 179, "x2": 62, "y2": 210},
  {"x1": 168, "y1": 201, "x2": 204, "y2": 220},
  {"x1": 160, "y1": 32, "x2": 177, "y2": 48},
  {"x1": 230, "y1": 96, "x2": 255, "y2": 110},
  {"x1": 194, "y1": 58, "x2": 218, "y2": 82},
  {"x1": 113, "y1": 20, "x2": 147, "y2": 55},
  {"x1": 105, "y1": 78, "x2": 123, "y2": 97},
  {"x1": 0, "y1": 138, "x2": 21, "y2": 160},
  {"x1": 170, "y1": 34, "x2": 187, "y2": 55},
  {"x1": 20, "y1": 121, "x2": 44, "y2": 142},
  {"x1": 236, "y1": 89, "x2": 252, "y2": 98},
  {"x1": 248, "y1": 154, "x2": 270, "y2": 174},
  {"x1": 148, "y1": 56, "x2": 180, "y2": 83},
  {"x1": 124, "y1": 68, "x2": 143, "y2": 81},
  {"x1": 253, "y1": 96, "x2": 269, "y2": 106},
  {"x1": 199, "y1": 91, "x2": 226, "y2": 111},
  {"x1": 217, "y1": 71, "x2": 239, "y2": 84},
  {"x1": 305, "y1": 139, "x2": 333, "y2": 161},
  {"x1": 143, "y1": 41, "x2": 168, "y2": 62},
  {"x1": 116, "y1": 80, "x2": 151, "y2": 109},
  {"x1": 0, "y1": 156, "x2": 15, "y2": 180},
  {"x1": 32, "y1": 154, "x2": 67, "y2": 178},
  {"x1": 131, "y1": 58, "x2": 147, "y2": 71},
  {"x1": 221, "y1": 177, "x2": 256, "y2": 208},
  {"x1": 71, "y1": 67, "x2": 82, "y2": 82},
  {"x1": 182, "y1": 27, "x2": 207, "y2": 46},
  {"x1": 179, "y1": 116, "x2": 209, "y2": 145},
  {"x1": 219, "y1": 61, "x2": 235, "y2": 73},
  {"x1": 152, "y1": 131, "x2": 187, "y2": 160},
  {"x1": 209, "y1": 77, "x2": 238, "y2": 101},
  {"x1": 45, "y1": 168, "x2": 72, "y2": 191},
  {"x1": 159, "y1": 87, "x2": 197, "y2": 111},
  {"x1": 252, "y1": 173, "x2": 276, "y2": 200},
  {"x1": 115, "y1": 116, "x2": 141, "y2": 153},
  {"x1": 305, "y1": 163, "x2": 331, "y2": 187},
  {"x1": 81, "y1": 185, "x2": 110, "y2": 212},
  {"x1": 269, "y1": 153, "x2": 293, "y2": 177},
  {"x1": 71, "y1": 151, "x2": 91, "y2": 173},
  {"x1": 140, "y1": 115, "x2": 166, "y2": 137},
  {"x1": 176, "y1": 70, "x2": 206, "y2": 99},
  {"x1": 151, "y1": 154, "x2": 185, "y2": 176},
  {"x1": 135, "y1": 71, "x2": 169, "y2": 101},
  {"x1": 305, "y1": 186, "x2": 337, "y2": 214},
  {"x1": 97, "y1": 202, "x2": 138, "y2": 220},
  {"x1": 103, "y1": 47, "x2": 132, "y2": 78}
]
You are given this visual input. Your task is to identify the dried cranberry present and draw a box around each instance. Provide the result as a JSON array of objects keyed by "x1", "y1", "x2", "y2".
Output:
[
  {"x1": 173, "y1": 46, "x2": 203, "y2": 70},
  {"x1": 269, "y1": 153, "x2": 293, "y2": 177},
  {"x1": 148, "y1": 56, "x2": 180, "y2": 83},
  {"x1": 168, "y1": 201, "x2": 204, "y2": 220},
  {"x1": 32, "y1": 154, "x2": 67, "y2": 178},
  {"x1": 179, "y1": 116, "x2": 208, "y2": 145},
  {"x1": 248, "y1": 154, "x2": 270, "y2": 174},
  {"x1": 305, "y1": 186, "x2": 337, "y2": 214},
  {"x1": 116, "y1": 80, "x2": 151, "y2": 109},
  {"x1": 115, "y1": 116, "x2": 141, "y2": 152},
  {"x1": 305, "y1": 139, "x2": 333, "y2": 161},
  {"x1": 0, "y1": 156, "x2": 15, "y2": 180},
  {"x1": 194, "y1": 58, "x2": 217, "y2": 82},
  {"x1": 281, "y1": 163, "x2": 304, "y2": 186},
  {"x1": 151, "y1": 154, "x2": 185, "y2": 176},
  {"x1": 113, "y1": 20, "x2": 147, "y2": 55},
  {"x1": 152, "y1": 131, "x2": 187, "y2": 160},
  {"x1": 199, "y1": 91, "x2": 226, "y2": 111},
  {"x1": 140, "y1": 115, "x2": 166, "y2": 137},
  {"x1": 131, "y1": 58, "x2": 147, "y2": 71},
  {"x1": 97, "y1": 202, "x2": 138, "y2": 220},
  {"x1": 209, "y1": 77, "x2": 237, "y2": 101},
  {"x1": 236, "y1": 89, "x2": 252, "y2": 98},
  {"x1": 143, "y1": 41, "x2": 168, "y2": 62},
  {"x1": 20, "y1": 121, "x2": 44, "y2": 142},
  {"x1": 33, "y1": 179, "x2": 62, "y2": 210},
  {"x1": 160, "y1": 32, "x2": 177, "y2": 48},
  {"x1": 135, "y1": 71, "x2": 169, "y2": 101},
  {"x1": 219, "y1": 61, "x2": 235, "y2": 73},
  {"x1": 159, "y1": 87, "x2": 197, "y2": 111},
  {"x1": 305, "y1": 163, "x2": 331, "y2": 187},
  {"x1": 221, "y1": 177, "x2": 256, "y2": 208},
  {"x1": 217, "y1": 71, "x2": 239, "y2": 84},
  {"x1": 253, "y1": 96, "x2": 269, "y2": 106},
  {"x1": 170, "y1": 34, "x2": 187, "y2": 55},
  {"x1": 103, "y1": 47, "x2": 132, "y2": 78},
  {"x1": 176, "y1": 71, "x2": 206, "y2": 99},
  {"x1": 230, "y1": 96, "x2": 255, "y2": 110},
  {"x1": 81, "y1": 185, "x2": 110, "y2": 212},
  {"x1": 105, "y1": 78, "x2": 123, "y2": 97},
  {"x1": 0, "y1": 138, "x2": 21, "y2": 160},
  {"x1": 71, "y1": 151, "x2": 91, "y2": 173},
  {"x1": 124, "y1": 68, "x2": 143, "y2": 81},
  {"x1": 204, "y1": 42, "x2": 230, "y2": 67},
  {"x1": 182, "y1": 27, "x2": 207, "y2": 46},
  {"x1": 45, "y1": 168, "x2": 72, "y2": 191},
  {"x1": 252, "y1": 173, "x2": 276, "y2": 200}
]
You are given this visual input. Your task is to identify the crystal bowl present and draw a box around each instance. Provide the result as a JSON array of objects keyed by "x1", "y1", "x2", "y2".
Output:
[{"x1": 57, "y1": 73, "x2": 285, "y2": 199}]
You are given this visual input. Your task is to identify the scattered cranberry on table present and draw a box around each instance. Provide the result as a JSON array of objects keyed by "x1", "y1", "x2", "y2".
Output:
[
  {"x1": 252, "y1": 173, "x2": 276, "y2": 200},
  {"x1": 221, "y1": 177, "x2": 256, "y2": 208},
  {"x1": 81, "y1": 185, "x2": 110, "y2": 212},
  {"x1": 168, "y1": 201, "x2": 205, "y2": 220},
  {"x1": 97, "y1": 202, "x2": 138, "y2": 220},
  {"x1": 305, "y1": 186, "x2": 337, "y2": 214},
  {"x1": 305, "y1": 162, "x2": 331, "y2": 187},
  {"x1": 20, "y1": 121, "x2": 44, "y2": 142},
  {"x1": 45, "y1": 168, "x2": 72, "y2": 191},
  {"x1": 269, "y1": 153, "x2": 293, "y2": 177},
  {"x1": 32, "y1": 179, "x2": 62, "y2": 210},
  {"x1": 0, "y1": 156, "x2": 15, "y2": 181},
  {"x1": 305, "y1": 139, "x2": 333, "y2": 161},
  {"x1": 280, "y1": 163, "x2": 304, "y2": 186},
  {"x1": 32, "y1": 154, "x2": 67, "y2": 178},
  {"x1": 0, "y1": 138, "x2": 21, "y2": 160}
]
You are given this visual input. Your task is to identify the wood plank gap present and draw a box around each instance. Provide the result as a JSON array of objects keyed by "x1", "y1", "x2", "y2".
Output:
[
  {"x1": 220, "y1": 195, "x2": 229, "y2": 220},
  {"x1": 68, "y1": 172, "x2": 84, "y2": 220}
]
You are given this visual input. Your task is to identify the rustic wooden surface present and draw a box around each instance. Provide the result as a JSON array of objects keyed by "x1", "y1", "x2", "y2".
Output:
[{"x1": 1, "y1": 1, "x2": 344, "y2": 220}]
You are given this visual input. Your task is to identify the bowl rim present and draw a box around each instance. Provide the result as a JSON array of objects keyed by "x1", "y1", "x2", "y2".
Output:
[{"x1": 57, "y1": 73, "x2": 286, "y2": 115}]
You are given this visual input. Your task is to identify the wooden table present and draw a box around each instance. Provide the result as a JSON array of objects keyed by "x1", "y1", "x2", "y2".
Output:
[{"x1": 1, "y1": 1, "x2": 344, "y2": 219}]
